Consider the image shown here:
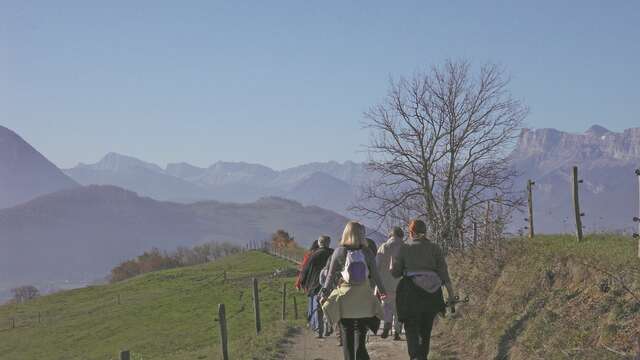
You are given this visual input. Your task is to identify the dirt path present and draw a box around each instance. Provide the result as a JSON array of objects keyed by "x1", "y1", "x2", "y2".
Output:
[{"x1": 280, "y1": 326, "x2": 459, "y2": 360}]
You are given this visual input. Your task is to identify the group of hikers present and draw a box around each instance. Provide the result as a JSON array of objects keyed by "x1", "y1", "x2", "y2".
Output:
[{"x1": 295, "y1": 219, "x2": 456, "y2": 360}]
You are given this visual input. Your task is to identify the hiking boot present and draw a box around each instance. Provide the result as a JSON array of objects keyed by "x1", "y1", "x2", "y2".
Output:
[
  {"x1": 393, "y1": 333, "x2": 401, "y2": 341},
  {"x1": 380, "y1": 323, "x2": 392, "y2": 339}
]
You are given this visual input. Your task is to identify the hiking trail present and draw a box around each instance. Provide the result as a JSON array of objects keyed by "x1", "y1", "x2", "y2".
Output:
[{"x1": 280, "y1": 324, "x2": 459, "y2": 360}]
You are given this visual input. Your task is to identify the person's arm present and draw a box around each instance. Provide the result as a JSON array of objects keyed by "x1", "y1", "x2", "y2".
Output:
[
  {"x1": 321, "y1": 248, "x2": 344, "y2": 297},
  {"x1": 390, "y1": 245, "x2": 405, "y2": 278},
  {"x1": 366, "y1": 248, "x2": 386, "y2": 295}
]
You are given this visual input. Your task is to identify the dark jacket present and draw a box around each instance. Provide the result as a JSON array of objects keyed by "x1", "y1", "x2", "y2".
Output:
[
  {"x1": 395, "y1": 277, "x2": 445, "y2": 322},
  {"x1": 300, "y1": 247, "x2": 334, "y2": 296}
]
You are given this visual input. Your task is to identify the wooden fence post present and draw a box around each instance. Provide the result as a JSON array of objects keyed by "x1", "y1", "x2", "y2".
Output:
[
  {"x1": 10, "y1": 318, "x2": 14, "y2": 329},
  {"x1": 527, "y1": 180, "x2": 535, "y2": 239},
  {"x1": 252, "y1": 278, "x2": 261, "y2": 334},
  {"x1": 218, "y1": 304, "x2": 229, "y2": 360},
  {"x1": 635, "y1": 168, "x2": 640, "y2": 258},
  {"x1": 572, "y1": 166, "x2": 584, "y2": 242},
  {"x1": 38, "y1": 312, "x2": 41, "y2": 324},
  {"x1": 484, "y1": 201, "x2": 492, "y2": 243},
  {"x1": 223, "y1": 270, "x2": 227, "y2": 284},
  {"x1": 282, "y1": 283, "x2": 287, "y2": 321},
  {"x1": 117, "y1": 294, "x2": 121, "y2": 305},
  {"x1": 472, "y1": 221, "x2": 478, "y2": 246},
  {"x1": 120, "y1": 350, "x2": 130, "y2": 360},
  {"x1": 293, "y1": 295, "x2": 298, "y2": 320}
]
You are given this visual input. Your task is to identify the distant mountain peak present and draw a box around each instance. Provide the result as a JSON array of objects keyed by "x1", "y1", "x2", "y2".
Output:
[
  {"x1": 81, "y1": 152, "x2": 164, "y2": 173},
  {"x1": 0, "y1": 125, "x2": 78, "y2": 208},
  {"x1": 585, "y1": 125, "x2": 612, "y2": 136}
]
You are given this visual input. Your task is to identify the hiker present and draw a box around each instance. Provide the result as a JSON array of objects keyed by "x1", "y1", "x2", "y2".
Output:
[
  {"x1": 318, "y1": 262, "x2": 335, "y2": 338},
  {"x1": 376, "y1": 226, "x2": 405, "y2": 340},
  {"x1": 321, "y1": 221, "x2": 386, "y2": 360},
  {"x1": 299, "y1": 236, "x2": 334, "y2": 338},
  {"x1": 391, "y1": 219, "x2": 456, "y2": 360},
  {"x1": 295, "y1": 240, "x2": 319, "y2": 291},
  {"x1": 296, "y1": 240, "x2": 319, "y2": 328}
]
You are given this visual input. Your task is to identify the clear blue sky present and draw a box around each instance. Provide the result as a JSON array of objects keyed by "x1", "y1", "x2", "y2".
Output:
[{"x1": 1, "y1": 1, "x2": 638, "y2": 169}]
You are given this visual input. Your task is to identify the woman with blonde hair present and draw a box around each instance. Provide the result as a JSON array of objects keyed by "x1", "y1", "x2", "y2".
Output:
[{"x1": 321, "y1": 221, "x2": 386, "y2": 360}]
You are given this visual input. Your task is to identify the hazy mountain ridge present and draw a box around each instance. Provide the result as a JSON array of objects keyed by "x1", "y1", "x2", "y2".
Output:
[
  {"x1": 62, "y1": 125, "x2": 640, "y2": 234},
  {"x1": 0, "y1": 125, "x2": 78, "y2": 209},
  {"x1": 65, "y1": 153, "x2": 366, "y2": 214},
  {"x1": 0, "y1": 185, "x2": 353, "y2": 293}
]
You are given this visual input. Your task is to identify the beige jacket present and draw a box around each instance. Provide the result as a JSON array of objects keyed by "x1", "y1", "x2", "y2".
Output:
[
  {"x1": 376, "y1": 236, "x2": 404, "y2": 294},
  {"x1": 321, "y1": 281, "x2": 384, "y2": 324}
]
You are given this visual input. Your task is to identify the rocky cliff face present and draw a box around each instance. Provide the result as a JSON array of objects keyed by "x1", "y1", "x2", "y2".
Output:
[{"x1": 509, "y1": 125, "x2": 640, "y2": 234}]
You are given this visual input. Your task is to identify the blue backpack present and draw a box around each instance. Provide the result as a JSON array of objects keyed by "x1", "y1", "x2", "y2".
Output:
[{"x1": 341, "y1": 249, "x2": 369, "y2": 284}]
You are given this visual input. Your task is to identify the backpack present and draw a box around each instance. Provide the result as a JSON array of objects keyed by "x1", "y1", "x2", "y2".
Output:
[{"x1": 341, "y1": 249, "x2": 369, "y2": 284}]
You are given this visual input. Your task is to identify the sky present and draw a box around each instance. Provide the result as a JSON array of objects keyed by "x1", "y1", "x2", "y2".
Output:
[{"x1": 1, "y1": 1, "x2": 639, "y2": 170}]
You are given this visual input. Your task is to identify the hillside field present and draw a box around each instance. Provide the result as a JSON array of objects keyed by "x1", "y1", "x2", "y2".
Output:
[
  {"x1": 0, "y1": 251, "x2": 306, "y2": 360},
  {"x1": 435, "y1": 234, "x2": 640, "y2": 359}
]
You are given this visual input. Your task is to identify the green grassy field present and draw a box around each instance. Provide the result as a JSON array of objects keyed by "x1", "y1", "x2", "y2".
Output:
[{"x1": 0, "y1": 251, "x2": 307, "y2": 360}]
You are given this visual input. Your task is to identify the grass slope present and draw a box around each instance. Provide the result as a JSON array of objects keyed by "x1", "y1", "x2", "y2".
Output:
[
  {"x1": 0, "y1": 251, "x2": 306, "y2": 360},
  {"x1": 436, "y1": 234, "x2": 640, "y2": 360}
]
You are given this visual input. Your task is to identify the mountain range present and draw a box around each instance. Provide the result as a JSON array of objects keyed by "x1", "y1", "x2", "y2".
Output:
[
  {"x1": 0, "y1": 185, "x2": 352, "y2": 296},
  {"x1": 1, "y1": 123, "x2": 639, "y2": 299},
  {"x1": 64, "y1": 153, "x2": 365, "y2": 215},
  {"x1": 61, "y1": 125, "x2": 640, "y2": 235}
]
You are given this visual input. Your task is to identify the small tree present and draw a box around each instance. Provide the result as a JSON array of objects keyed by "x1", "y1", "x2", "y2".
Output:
[
  {"x1": 271, "y1": 229, "x2": 296, "y2": 248},
  {"x1": 11, "y1": 285, "x2": 39, "y2": 304}
]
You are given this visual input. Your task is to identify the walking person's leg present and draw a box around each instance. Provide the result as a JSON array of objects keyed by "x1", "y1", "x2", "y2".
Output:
[
  {"x1": 307, "y1": 296, "x2": 313, "y2": 327},
  {"x1": 354, "y1": 319, "x2": 371, "y2": 360},
  {"x1": 393, "y1": 313, "x2": 403, "y2": 340},
  {"x1": 381, "y1": 297, "x2": 393, "y2": 338},
  {"x1": 387, "y1": 293, "x2": 402, "y2": 339},
  {"x1": 404, "y1": 316, "x2": 424, "y2": 359},
  {"x1": 421, "y1": 311, "x2": 438, "y2": 358},
  {"x1": 316, "y1": 303, "x2": 324, "y2": 338},
  {"x1": 340, "y1": 319, "x2": 356, "y2": 360},
  {"x1": 309, "y1": 296, "x2": 320, "y2": 332}
]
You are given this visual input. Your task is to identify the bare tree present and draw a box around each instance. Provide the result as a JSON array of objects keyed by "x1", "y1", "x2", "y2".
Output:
[{"x1": 354, "y1": 60, "x2": 527, "y2": 252}]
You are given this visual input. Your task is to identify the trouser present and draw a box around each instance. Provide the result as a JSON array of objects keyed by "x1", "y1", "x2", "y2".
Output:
[
  {"x1": 403, "y1": 311, "x2": 437, "y2": 360},
  {"x1": 339, "y1": 318, "x2": 370, "y2": 360},
  {"x1": 308, "y1": 295, "x2": 323, "y2": 336},
  {"x1": 382, "y1": 292, "x2": 402, "y2": 334}
]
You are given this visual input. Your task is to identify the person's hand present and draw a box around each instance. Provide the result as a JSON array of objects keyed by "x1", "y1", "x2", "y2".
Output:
[{"x1": 379, "y1": 292, "x2": 388, "y2": 300}]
